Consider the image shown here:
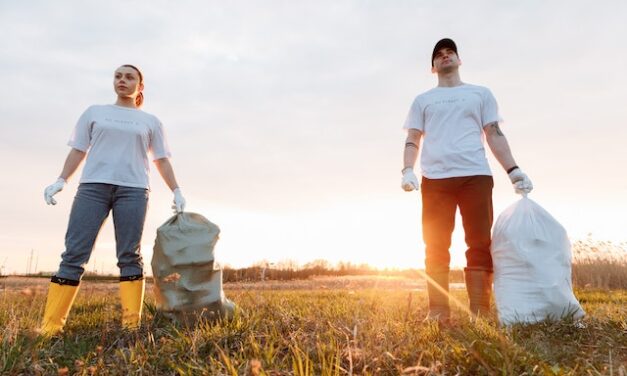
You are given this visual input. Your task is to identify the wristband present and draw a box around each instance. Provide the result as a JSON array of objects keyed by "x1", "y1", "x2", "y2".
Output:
[{"x1": 506, "y1": 166, "x2": 519, "y2": 174}]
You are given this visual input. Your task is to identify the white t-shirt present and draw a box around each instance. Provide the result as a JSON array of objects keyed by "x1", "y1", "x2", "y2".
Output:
[
  {"x1": 403, "y1": 83, "x2": 500, "y2": 179},
  {"x1": 68, "y1": 104, "x2": 172, "y2": 189}
]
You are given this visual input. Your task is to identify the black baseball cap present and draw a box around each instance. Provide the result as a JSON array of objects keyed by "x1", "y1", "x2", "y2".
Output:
[{"x1": 431, "y1": 38, "x2": 458, "y2": 66}]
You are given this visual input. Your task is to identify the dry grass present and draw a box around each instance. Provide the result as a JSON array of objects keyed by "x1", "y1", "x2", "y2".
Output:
[{"x1": 1, "y1": 277, "x2": 626, "y2": 375}]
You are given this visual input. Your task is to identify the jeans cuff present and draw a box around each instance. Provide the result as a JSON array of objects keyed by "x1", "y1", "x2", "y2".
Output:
[
  {"x1": 120, "y1": 274, "x2": 144, "y2": 282},
  {"x1": 51, "y1": 275, "x2": 80, "y2": 286}
]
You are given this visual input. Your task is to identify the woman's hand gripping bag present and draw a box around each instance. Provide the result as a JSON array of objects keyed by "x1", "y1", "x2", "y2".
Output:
[
  {"x1": 491, "y1": 197, "x2": 584, "y2": 325},
  {"x1": 151, "y1": 212, "x2": 235, "y2": 324}
]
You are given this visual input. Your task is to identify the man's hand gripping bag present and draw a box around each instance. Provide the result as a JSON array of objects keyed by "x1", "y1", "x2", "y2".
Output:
[
  {"x1": 491, "y1": 197, "x2": 584, "y2": 325},
  {"x1": 151, "y1": 213, "x2": 235, "y2": 324}
]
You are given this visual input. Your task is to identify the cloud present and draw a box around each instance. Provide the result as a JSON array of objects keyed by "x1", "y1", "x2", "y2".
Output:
[{"x1": 1, "y1": 0, "x2": 626, "y2": 273}]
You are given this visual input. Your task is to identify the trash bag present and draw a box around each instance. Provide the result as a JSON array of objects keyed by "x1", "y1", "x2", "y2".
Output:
[
  {"x1": 491, "y1": 197, "x2": 585, "y2": 325},
  {"x1": 151, "y1": 212, "x2": 235, "y2": 324}
]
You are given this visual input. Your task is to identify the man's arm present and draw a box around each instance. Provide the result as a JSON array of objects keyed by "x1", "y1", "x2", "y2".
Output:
[
  {"x1": 483, "y1": 122, "x2": 517, "y2": 171},
  {"x1": 400, "y1": 129, "x2": 422, "y2": 191},
  {"x1": 484, "y1": 122, "x2": 534, "y2": 194},
  {"x1": 403, "y1": 129, "x2": 423, "y2": 171}
]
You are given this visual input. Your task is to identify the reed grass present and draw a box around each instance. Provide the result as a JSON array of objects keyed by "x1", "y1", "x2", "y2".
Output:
[{"x1": 572, "y1": 238, "x2": 627, "y2": 289}]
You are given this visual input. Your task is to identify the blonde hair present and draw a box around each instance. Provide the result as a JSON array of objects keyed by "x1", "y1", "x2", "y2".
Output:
[{"x1": 120, "y1": 64, "x2": 144, "y2": 107}]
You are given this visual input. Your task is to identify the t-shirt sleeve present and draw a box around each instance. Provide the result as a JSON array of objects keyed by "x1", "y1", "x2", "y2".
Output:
[
  {"x1": 481, "y1": 89, "x2": 501, "y2": 127},
  {"x1": 402, "y1": 98, "x2": 424, "y2": 131},
  {"x1": 67, "y1": 106, "x2": 93, "y2": 152},
  {"x1": 149, "y1": 118, "x2": 172, "y2": 161}
]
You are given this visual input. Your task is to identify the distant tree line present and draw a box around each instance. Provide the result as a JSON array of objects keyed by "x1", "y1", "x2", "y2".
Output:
[
  {"x1": 221, "y1": 259, "x2": 465, "y2": 283},
  {"x1": 7, "y1": 259, "x2": 466, "y2": 283}
]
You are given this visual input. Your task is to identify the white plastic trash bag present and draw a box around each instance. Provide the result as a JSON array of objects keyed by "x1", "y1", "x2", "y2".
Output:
[
  {"x1": 491, "y1": 197, "x2": 585, "y2": 325},
  {"x1": 151, "y1": 213, "x2": 235, "y2": 324}
]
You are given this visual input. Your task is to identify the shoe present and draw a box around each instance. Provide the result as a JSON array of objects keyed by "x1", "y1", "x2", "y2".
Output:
[
  {"x1": 40, "y1": 276, "x2": 80, "y2": 336},
  {"x1": 464, "y1": 269, "x2": 493, "y2": 318},
  {"x1": 119, "y1": 275, "x2": 145, "y2": 330}
]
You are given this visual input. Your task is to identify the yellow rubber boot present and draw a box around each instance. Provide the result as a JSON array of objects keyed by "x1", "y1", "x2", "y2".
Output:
[
  {"x1": 40, "y1": 277, "x2": 80, "y2": 336},
  {"x1": 120, "y1": 276, "x2": 145, "y2": 330}
]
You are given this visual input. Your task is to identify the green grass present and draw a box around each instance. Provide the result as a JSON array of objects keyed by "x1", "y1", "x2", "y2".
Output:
[{"x1": 1, "y1": 284, "x2": 626, "y2": 375}]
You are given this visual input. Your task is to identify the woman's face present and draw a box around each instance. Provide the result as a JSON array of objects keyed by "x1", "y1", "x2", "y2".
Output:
[{"x1": 113, "y1": 66, "x2": 143, "y2": 98}]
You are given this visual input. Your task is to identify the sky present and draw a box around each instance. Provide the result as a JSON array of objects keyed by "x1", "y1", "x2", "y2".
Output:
[{"x1": 1, "y1": 1, "x2": 626, "y2": 275}]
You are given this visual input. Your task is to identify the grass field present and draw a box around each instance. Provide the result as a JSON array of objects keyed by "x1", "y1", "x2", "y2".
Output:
[{"x1": 1, "y1": 276, "x2": 626, "y2": 375}]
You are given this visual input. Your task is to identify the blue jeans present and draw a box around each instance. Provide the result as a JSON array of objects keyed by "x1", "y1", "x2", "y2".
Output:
[{"x1": 56, "y1": 183, "x2": 149, "y2": 281}]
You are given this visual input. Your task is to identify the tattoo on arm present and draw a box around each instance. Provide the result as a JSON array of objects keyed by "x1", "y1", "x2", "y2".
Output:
[
  {"x1": 489, "y1": 122, "x2": 504, "y2": 136},
  {"x1": 405, "y1": 142, "x2": 418, "y2": 149}
]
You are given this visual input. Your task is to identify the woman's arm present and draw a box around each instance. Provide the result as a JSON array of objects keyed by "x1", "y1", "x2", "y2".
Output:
[
  {"x1": 154, "y1": 157, "x2": 186, "y2": 212},
  {"x1": 154, "y1": 157, "x2": 180, "y2": 191},
  {"x1": 44, "y1": 148, "x2": 86, "y2": 205},
  {"x1": 59, "y1": 148, "x2": 87, "y2": 181}
]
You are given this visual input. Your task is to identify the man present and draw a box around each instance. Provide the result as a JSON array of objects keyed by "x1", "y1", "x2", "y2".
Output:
[{"x1": 401, "y1": 38, "x2": 533, "y2": 323}]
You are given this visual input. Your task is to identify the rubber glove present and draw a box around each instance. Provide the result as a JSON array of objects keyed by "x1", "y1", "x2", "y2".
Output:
[
  {"x1": 508, "y1": 168, "x2": 533, "y2": 195},
  {"x1": 401, "y1": 168, "x2": 419, "y2": 192},
  {"x1": 44, "y1": 178, "x2": 66, "y2": 205},
  {"x1": 172, "y1": 188, "x2": 186, "y2": 213}
]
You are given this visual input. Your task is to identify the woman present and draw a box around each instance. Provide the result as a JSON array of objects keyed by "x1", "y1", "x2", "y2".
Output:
[{"x1": 40, "y1": 65, "x2": 186, "y2": 335}]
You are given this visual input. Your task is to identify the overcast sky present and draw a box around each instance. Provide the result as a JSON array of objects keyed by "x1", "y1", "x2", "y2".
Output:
[{"x1": 1, "y1": 1, "x2": 626, "y2": 275}]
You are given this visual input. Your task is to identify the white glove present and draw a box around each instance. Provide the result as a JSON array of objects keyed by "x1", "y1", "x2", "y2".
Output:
[
  {"x1": 401, "y1": 168, "x2": 419, "y2": 192},
  {"x1": 508, "y1": 168, "x2": 533, "y2": 195},
  {"x1": 172, "y1": 188, "x2": 186, "y2": 213},
  {"x1": 44, "y1": 178, "x2": 66, "y2": 205}
]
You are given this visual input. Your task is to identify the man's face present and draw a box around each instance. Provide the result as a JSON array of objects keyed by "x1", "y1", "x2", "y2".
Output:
[{"x1": 431, "y1": 48, "x2": 460, "y2": 74}]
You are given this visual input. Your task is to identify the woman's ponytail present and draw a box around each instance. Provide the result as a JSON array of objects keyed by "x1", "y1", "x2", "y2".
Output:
[{"x1": 135, "y1": 91, "x2": 144, "y2": 107}]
